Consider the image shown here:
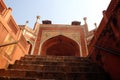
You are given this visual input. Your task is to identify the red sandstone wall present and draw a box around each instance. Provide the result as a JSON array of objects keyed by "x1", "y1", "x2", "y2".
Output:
[
  {"x1": 0, "y1": 0, "x2": 30, "y2": 68},
  {"x1": 89, "y1": 0, "x2": 120, "y2": 79}
]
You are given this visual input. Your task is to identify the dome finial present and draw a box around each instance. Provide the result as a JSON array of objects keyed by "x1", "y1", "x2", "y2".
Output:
[
  {"x1": 83, "y1": 17, "x2": 87, "y2": 23},
  {"x1": 25, "y1": 20, "x2": 29, "y2": 26},
  {"x1": 94, "y1": 23, "x2": 97, "y2": 28},
  {"x1": 36, "y1": 16, "x2": 40, "y2": 23}
]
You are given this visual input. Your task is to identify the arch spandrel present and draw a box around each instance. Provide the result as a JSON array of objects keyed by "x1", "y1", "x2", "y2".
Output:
[{"x1": 40, "y1": 31, "x2": 80, "y2": 45}]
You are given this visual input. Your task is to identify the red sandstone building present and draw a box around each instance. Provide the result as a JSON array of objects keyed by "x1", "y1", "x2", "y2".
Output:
[
  {"x1": 0, "y1": 0, "x2": 30, "y2": 68},
  {"x1": 21, "y1": 17, "x2": 93, "y2": 57},
  {"x1": 0, "y1": 0, "x2": 120, "y2": 80},
  {"x1": 89, "y1": 0, "x2": 120, "y2": 79}
]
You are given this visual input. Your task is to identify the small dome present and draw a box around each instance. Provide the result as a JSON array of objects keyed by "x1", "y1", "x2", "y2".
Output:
[
  {"x1": 71, "y1": 21, "x2": 81, "y2": 25},
  {"x1": 42, "y1": 20, "x2": 52, "y2": 24}
]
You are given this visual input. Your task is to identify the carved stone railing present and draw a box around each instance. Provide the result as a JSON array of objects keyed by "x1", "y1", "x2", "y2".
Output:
[
  {"x1": 94, "y1": 45, "x2": 120, "y2": 56},
  {"x1": 0, "y1": 41, "x2": 18, "y2": 48}
]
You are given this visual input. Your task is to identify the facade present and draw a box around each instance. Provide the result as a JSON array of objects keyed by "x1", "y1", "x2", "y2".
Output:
[
  {"x1": 21, "y1": 17, "x2": 95, "y2": 57},
  {"x1": 0, "y1": 0, "x2": 30, "y2": 68}
]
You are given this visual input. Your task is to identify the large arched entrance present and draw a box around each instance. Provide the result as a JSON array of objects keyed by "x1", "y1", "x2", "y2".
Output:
[{"x1": 40, "y1": 35, "x2": 80, "y2": 56}]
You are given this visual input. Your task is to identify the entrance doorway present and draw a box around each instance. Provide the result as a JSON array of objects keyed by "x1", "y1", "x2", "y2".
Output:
[{"x1": 41, "y1": 35, "x2": 80, "y2": 56}]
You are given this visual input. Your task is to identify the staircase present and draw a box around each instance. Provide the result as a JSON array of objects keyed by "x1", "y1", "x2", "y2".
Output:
[{"x1": 0, "y1": 55, "x2": 109, "y2": 80}]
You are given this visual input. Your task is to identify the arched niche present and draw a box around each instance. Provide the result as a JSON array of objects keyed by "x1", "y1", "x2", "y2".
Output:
[{"x1": 40, "y1": 35, "x2": 80, "y2": 56}]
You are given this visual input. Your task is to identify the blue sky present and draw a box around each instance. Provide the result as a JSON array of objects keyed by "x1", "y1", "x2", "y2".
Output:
[{"x1": 4, "y1": 0, "x2": 110, "y2": 30}]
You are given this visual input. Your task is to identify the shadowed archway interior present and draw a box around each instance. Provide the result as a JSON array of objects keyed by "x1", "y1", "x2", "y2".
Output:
[{"x1": 41, "y1": 35, "x2": 80, "y2": 56}]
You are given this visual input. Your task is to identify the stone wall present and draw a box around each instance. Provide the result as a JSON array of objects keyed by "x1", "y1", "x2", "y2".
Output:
[{"x1": 0, "y1": 0, "x2": 30, "y2": 68}]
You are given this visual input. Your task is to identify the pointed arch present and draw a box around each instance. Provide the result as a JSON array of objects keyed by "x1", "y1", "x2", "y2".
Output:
[{"x1": 40, "y1": 35, "x2": 80, "y2": 56}]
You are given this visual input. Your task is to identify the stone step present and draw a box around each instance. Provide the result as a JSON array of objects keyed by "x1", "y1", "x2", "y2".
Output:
[
  {"x1": 15, "y1": 60, "x2": 93, "y2": 66},
  {"x1": 65, "y1": 73, "x2": 109, "y2": 80},
  {"x1": 22, "y1": 55, "x2": 90, "y2": 62},
  {"x1": 0, "y1": 69, "x2": 26, "y2": 77},
  {"x1": 0, "y1": 69, "x2": 65, "y2": 80},
  {"x1": 24, "y1": 55, "x2": 83, "y2": 59},
  {"x1": 17, "y1": 62, "x2": 100, "y2": 68},
  {"x1": 0, "y1": 76, "x2": 39, "y2": 80},
  {"x1": 0, "y1": 55, "x2": 109, "y2": 80},
  {"x1": 0, "y1": 69, "x2": 108, "y2": 80},
  {"x1": 20, "y1": 57, "x2": 90, "y2": 63},
  {"x1": 15, "y1": 60, "x2": 94, "y2": 66},
  {"x1": 8, "y1": 64, "x2": 102, "y2": 73}
]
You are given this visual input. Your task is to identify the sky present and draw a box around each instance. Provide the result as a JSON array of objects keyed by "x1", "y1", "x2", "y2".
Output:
[{"x1": 4, "y1": 0, "x2": 110, "y2": 30}]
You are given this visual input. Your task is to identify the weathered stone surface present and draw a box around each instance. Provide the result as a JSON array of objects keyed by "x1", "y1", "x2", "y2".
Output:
[{"x1": 0, "y1": 55, "x2": 109, "y2": 80}]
